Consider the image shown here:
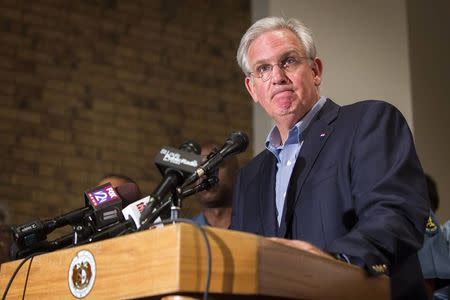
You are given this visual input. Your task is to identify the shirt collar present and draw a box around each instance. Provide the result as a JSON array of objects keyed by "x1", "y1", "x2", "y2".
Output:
[{"x1": 265, "y1": 96, "x2": 327, "y2": 151}]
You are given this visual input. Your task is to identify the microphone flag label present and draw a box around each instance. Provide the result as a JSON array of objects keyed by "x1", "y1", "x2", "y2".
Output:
[
  {"x1": 84, "y1": 182, "x2": 123, "y2": 229},
  {"x1": 121, "y1": 196, "x2": 151, "y2": 229},
  {"x1": 155, "y1": 146, "x2": 201, "y2": 176},
  {"x1": 121, "y1": 196, "x2": 163, "y2": 230},
  {"x1": 85, "y1": 183, "x2": 119, "y2": 207}
]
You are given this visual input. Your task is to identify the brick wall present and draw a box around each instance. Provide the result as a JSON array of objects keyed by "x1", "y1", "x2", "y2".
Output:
[{"x1": 0, "y1": 0, "x2": 252, "y2": 225}]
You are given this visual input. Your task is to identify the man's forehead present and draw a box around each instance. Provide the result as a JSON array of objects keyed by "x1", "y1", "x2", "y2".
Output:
[{"x1": 247, "y1": 29, "x2": 305, "y2": 63}]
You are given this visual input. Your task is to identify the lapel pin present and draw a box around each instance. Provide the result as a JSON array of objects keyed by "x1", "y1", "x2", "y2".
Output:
[{"x1": 320, "y1": 132, "x2": 326, "y2": 137}]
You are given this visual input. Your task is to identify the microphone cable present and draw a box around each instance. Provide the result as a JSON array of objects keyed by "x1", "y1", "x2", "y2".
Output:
[
  {"x1": 151, "y1": 218, "x2": 212, "y2": 300},
  {"x1": 83, "y1": 217, "x2": 212, "y2": 299},
  {"x1": 1, "y1": 252, "x2": 43, "y2": 300}
]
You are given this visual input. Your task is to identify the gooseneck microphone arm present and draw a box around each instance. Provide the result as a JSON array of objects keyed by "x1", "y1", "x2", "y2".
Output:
[
  {"x1": 179, "y1": 176, "x2": 219, "y2": 198},
  {"x1": 139, "y1": 170, "x2": 184, "y2": 226},
  {"x1": 141, "y1": 176, "x2": 219, "y2": 228},
  {"x1": 183, "y1": 131, "x2": 249, "y2": 188}
]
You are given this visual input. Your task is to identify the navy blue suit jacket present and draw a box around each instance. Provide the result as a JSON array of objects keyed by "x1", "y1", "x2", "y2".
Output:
[{"x1": 231, "y1": 99, "x2": 429, "y2": 299}]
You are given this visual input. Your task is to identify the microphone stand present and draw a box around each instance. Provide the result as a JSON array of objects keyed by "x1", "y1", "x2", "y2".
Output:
[
  {"x1": 141, "y1": 176, "x2": 219, "y2": 228},
  {"x1": 72, "y1": 223, "x2": 94, "y2": 245},
  {"x1": 170, "y1": 193, "x2": 181, "y2": 222},
  {"x1": 172, "y1": 176, "x2": 219, "y2": 221}
]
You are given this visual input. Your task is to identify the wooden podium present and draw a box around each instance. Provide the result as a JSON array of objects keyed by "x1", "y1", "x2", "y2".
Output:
[{"x1": 0, "y1": 224, "x2": 389, "y2": 299}]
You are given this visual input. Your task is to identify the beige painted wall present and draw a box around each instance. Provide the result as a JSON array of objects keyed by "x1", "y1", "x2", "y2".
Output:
[{"x1": 250, "y1": 0, "x2": 450, "y2": 220}]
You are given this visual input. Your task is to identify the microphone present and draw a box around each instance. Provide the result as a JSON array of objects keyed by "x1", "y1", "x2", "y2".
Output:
[
  {"x1": 154, "y1": 141, "x2": 201, "y2": 182},
  {"x1": 10, "y1": 232, "x2": 75, "y2": 260},
  {"x1": 139, "y1": 141, "x2": 201, "y2": 225},
  {"x1": 88, "y1": 176, "x2": 220, "y2": 242},
  {"x1": 12, "y1": 208, "x2": 90, "y2": 249},
  {"x1": 183, "y1": 132, "x2": 248, "y2": 187},
  {"x1": 84, "y1": 182, "x2": 141, "y2": 229},
  {"x1": 12, "y1": 183, "x2": 141, "y2": 248},
  {"x1": 87, "y1": 196, "x2": 166, "y2": 242},
  {"x1": 181, "y1": 176, "x2": 219, "y2": 198}
]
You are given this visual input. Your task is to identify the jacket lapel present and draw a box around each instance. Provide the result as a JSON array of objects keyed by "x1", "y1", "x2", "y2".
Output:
[
  {"x1": 257, "y1": 151, "x2": 278, "y2": 236},
  {"x1": 278, "y1": 99, "x2": 340, "y2": 238}
]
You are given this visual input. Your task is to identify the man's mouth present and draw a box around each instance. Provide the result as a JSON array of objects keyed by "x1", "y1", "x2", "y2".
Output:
[{"x1": 272, "y1": 88, "x2": 294, "y2": 99}]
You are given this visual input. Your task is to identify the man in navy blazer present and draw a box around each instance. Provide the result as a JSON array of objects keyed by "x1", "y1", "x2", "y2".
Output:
[{"x1": 231, "y1": 16, "x2": 429, "y2": 299}]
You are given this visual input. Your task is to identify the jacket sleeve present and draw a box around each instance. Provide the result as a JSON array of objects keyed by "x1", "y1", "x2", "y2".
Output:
[{"x1": 327, "y1": 101, "x2": 429, "y2": 275}]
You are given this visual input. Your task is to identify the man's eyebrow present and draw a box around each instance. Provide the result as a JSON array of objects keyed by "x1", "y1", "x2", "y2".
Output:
[{"x1": 251, "y1": 50, "x2": 303, "y2": 66}]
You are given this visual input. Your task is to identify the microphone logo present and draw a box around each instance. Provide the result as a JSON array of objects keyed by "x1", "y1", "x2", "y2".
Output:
[
  {"x1": 136, "y1": 202, "x2": 146, "y2": 213},
  {"x1": 160, "y1": 148, "x2": 199, "y2": 168},
  {"x1": 86, "y1": 183, "x2": 120, "y2": 207}
]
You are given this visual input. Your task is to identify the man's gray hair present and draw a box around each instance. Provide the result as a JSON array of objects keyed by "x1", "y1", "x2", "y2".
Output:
[{"x1": 236, "y1": 16, "x2": 317, "y2": 75}]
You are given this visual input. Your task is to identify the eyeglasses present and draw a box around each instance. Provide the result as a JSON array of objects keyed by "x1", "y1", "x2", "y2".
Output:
[{"x1": 248, "y1": 56, "x2": 311, "y2": 82}]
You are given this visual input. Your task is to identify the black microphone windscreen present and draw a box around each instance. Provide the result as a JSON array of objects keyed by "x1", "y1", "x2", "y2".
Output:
[{"x1": 229, "y1": 131, "x2": 249, "y2": 154}]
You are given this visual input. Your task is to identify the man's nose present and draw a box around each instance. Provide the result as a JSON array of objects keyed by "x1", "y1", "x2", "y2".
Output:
[{"x1": 271, "y1": 64, "x2": 288, "y2": 83}]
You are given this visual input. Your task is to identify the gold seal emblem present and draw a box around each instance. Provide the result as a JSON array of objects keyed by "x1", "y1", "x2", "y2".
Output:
[
  {"x1": 72, "y1": 261, "x2": 92, "y2": 289},
  {"x1": 68, "y1": 250, "x2": 96, "y2": 298}
]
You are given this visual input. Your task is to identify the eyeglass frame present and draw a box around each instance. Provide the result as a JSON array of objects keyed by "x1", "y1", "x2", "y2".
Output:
[{"x1": 247, "y1": 55, "x2": 313, "y2": 82}]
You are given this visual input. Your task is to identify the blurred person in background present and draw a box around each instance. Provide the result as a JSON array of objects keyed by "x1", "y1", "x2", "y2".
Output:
[
  {"x1": 419, "y1": 174, "x2": 449, "y2": 300},
  {"x1": 98, "y1": 173, "x2": 141, "y2": 193},
  {"x1": 192, "y1": 142, "x2": 239, "y2": 229}
]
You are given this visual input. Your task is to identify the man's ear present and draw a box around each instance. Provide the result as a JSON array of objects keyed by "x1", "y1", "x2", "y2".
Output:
[
  {"x1": 245, "y1": 76, "x2": 259, "y2": 103},
  {"x1": 311, "y1": 57, "x2": 323, "y2": 86}
]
